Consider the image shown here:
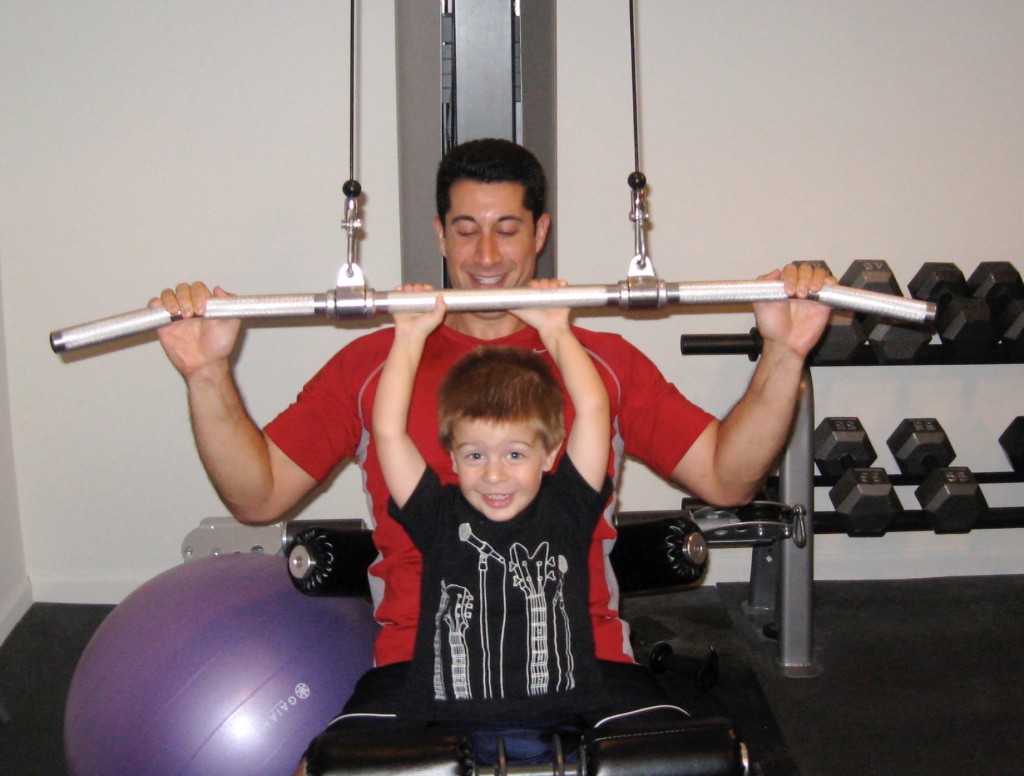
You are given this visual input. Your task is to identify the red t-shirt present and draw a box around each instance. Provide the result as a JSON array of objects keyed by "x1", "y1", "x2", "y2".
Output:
[{"x1": 265, "y1": 323, "x2": 714, "y2": 667}]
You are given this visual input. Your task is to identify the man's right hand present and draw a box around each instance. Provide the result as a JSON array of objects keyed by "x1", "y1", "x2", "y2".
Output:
[{"x1": 150, "y1": 282, "x2": 242, "y2": 378}]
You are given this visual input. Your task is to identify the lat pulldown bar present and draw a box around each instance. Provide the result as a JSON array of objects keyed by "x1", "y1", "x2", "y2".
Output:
[{"x1": 50, "y1": 276, "x2": 935, "y2": 354}]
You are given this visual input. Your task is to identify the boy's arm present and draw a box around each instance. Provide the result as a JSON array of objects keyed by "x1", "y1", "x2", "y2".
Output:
[
  {"x1": 512, "y1": 279, "x2": 610, "y2": 491},
  {"x1": 372, "y1": 291, "x2": 447, "y2": 509}
]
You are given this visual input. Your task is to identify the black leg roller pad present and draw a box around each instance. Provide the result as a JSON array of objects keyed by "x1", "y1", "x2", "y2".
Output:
[
  {"x1": 305, "y1": 725, "x2": 474, "y2": 776},
  {"x1": 582, "y1": 717, "x2": 748, "y2": 776}
]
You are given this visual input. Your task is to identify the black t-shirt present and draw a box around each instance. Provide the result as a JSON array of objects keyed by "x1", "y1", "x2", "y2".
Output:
[{"x1": 388, "y1": 455, "x2": 614, "y2": 724}]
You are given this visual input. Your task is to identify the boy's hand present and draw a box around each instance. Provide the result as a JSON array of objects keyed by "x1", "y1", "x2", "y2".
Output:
[
  {"x1": 392, "y1": 284, "x2": 447, "y2": 340},
  {"x1": 510, "y1": 278, "x2": 571, "y2": 333}
]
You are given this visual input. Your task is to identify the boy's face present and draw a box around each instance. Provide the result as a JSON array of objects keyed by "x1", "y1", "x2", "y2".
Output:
[{"x1": 449, "y1": 418, "x2": 559, "y2": 522}]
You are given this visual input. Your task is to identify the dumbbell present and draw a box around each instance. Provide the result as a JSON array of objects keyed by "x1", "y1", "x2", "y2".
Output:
[
  {"x1": 908, "y1": 262, "x2": 1000, "y2": 359},
  {"x1": 999, "y1": 417, "x2": 1024, "y2": 473},
  {"x1": 839, "y1": 260, "x2": 931, "y2": 363},
  {"x1": 804, "y1": 261, "x2": 865, "y2": 363},
  {"x1": 814, "y1": 417, "x2": 902, "y2": 536},
  {"x1": 967, "y1": 261, "x2": 1024, "y2": 358},
  {"x1": 886, "y1": 418, "x2": 988, "y2": 533},
  {"x1": 628, "y1": 615, "x2": 719, "y2": 691},
  {"x1": 633, "y1": 639, "x2": 720, "y2": 692}
]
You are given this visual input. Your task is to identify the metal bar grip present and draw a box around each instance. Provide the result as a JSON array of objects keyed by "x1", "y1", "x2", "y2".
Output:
[
  {"x1": 371, "y1": 284, "x2": 620, "y2": 314},
  {"x1": 49, "y1": 294, "x2": 328, "y2": 353},
  {"x1": 666, "y1": 281, "x2": 934, "y2": 322},
  {"x1": 50, "y1": 280, "x2": 935, "y2": 353}
]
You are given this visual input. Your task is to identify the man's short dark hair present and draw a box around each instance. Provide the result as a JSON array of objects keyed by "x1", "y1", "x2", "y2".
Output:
[{"x1": 435, "y1": 138, "x2": 547, "y2": 224}]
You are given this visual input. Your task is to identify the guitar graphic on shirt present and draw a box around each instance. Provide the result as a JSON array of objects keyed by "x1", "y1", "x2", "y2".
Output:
[
  {"x1": 433, "y1": 582, "x2": 450, "y2": 700},
  {"x1": 551, "y1": 555, "x2": 574, "y2": 692},
  {"x1": 441, "y1": 584, "x2": 474, "y2": 700},
  {"x1": 509, "y1": 542, "x2": 556, "y2": 696}
]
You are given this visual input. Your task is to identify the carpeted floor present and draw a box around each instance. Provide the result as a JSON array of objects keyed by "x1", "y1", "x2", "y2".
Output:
[
  {"x1": 622, "y1": 587, "x2": 799, "y2": 775},
  {"x1": 719, "y1": 575, "x2": 1024, "y2": 776},
  {"x1": 2, "y1": 575, "x2": 1021, "y2": 775},
  {"x1": 0, "y1": 603, "x2": 112, "y2": 776}
]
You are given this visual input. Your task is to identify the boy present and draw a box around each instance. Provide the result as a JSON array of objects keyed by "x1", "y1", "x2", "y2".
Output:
[{"x1": 366, "y1": 278, "x2": 616, "y2": 760}]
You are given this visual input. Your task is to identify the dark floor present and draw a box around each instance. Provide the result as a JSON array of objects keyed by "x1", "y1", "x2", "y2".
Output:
[
  {"x1": 721, "y1": 575, "x2": 1024, "y2": 776},
  {"x1": 0, "y1": 603, "x2": 112, "y2": 776},
  {"x1": 2, "y1": 575, "x2": 1022, "y2": 776}
]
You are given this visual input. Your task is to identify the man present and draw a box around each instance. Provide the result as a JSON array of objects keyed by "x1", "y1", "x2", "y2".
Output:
[{"x1": 154, "y1": 138, "x2": 832, "y2": 671}]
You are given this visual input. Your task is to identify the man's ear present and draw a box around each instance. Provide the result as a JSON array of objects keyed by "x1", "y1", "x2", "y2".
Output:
[
  {"x1": 534, "y1": 212, "x2": 551, "y2": 255},
  {"x1": 433, "y1": 216, "x2": 447, "y2": 258}
]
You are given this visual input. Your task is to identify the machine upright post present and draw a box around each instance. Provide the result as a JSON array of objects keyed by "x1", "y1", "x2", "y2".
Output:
[{"x1": 776, "y1": 368, "x2": 820, "y2": 677}]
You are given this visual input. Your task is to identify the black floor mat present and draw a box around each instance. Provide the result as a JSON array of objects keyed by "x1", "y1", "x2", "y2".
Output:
[
  {"x1": 622, "y1": 586, "x2": 800, "y2": 776},
  {"x1": 719, "y1": 575, "x2": 1024, "y2": 776},
  {"x1": 5, "y1": 575, "x2": 1022, "y2": 776},
  {"x1": 0, "y1": 603, "x2": 113, "y2": 776}
]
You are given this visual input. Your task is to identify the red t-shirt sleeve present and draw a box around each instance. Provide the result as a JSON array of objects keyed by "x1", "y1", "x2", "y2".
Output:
[
  {"x1": 264, "y1": 331, "x2": 392, "y2": 482},
  {"x1": 583, "y1": 330, "x2": 715, "y2": 481}
]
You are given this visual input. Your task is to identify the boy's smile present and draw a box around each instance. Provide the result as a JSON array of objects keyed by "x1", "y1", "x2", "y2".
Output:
[{"x1": 449, "y1": 418, "x2": 559, "y2": 522}]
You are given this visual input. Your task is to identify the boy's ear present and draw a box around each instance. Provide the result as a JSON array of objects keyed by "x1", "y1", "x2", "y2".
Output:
[
  {"x1": 542, "y1": 446, "x2": 559, "y2": 472},
  {"x1": 449, "y1": 451, "x2": 460, "y2": 473}
]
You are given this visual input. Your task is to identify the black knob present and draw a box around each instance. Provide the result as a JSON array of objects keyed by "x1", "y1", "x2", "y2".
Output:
[{"x1": 627, "y1": 171, "x2": 647, "y2": 190}]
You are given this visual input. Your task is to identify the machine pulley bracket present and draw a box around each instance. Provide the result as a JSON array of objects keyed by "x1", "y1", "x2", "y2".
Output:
[{"x1": 691, "y1": 501, "x2": 808, "y2": 549}]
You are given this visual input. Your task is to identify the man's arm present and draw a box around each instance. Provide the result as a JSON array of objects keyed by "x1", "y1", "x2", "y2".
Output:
[
  {"x1": 372, "y1": 289, "x2": 447, "y2": 509},
  {"x1": 511, "y1": 279, "x2": 610, "y2": 491},
  {"x1": 154, "y1": 282, "x2": 316, "y2": 525},
  {"x1": 671, "y1": 263, "x2": 834, "y2": 505}
]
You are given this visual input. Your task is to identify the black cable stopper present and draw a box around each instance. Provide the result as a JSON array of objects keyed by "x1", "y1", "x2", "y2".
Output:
[
  {"x1": 342, "y1": 179, "x2": 362, "y2": 198},
  {"x1": 628, "y1": 171, "x2": 647, "y2": 191}
]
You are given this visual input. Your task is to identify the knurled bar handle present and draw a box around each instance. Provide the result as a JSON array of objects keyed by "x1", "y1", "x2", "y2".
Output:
[
  {"x1": 50, "y1": 280, "x2": 935, "y2": 353},
  {"x1": 49, "y1": 294, "x2": 326, "y2": 353}
]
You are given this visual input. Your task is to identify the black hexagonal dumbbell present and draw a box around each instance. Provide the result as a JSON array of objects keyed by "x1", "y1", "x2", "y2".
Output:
[
  {"x1": 808, "y1": 261, "x2": 867, "y2": 364},
  {"x1": 999, "y1": 416, "x2": 1024, "y2": 473},
  {"x1": 814, "y1": 417, "x2": 902, "y2": 536},
  {"x1": 886, "y1": 418, "x2": 988, "y2": 533},
  {"x1": 908, "y1": 262, "x2": 1000, "y2": 360},
  {"x1": 839, "y1": 260, "x2": 931, "y2": 363},
  {"x1": 999, "y1": 298, "x2": 1024, "y2": 357},
  {"x1": 967, "y1": 261, "x2": 1024, "y2": 358}
]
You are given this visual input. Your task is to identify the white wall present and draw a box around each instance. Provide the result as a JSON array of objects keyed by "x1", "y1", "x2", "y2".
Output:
[
  {"x1": 557, "y1": 0, "x2": 1024, "y2": 582},
  {"x1": 0, "y1": 262, "x2": 32, "y2": 643},
  {"x1": 1, "y1": 1, "x2": 1021, "y2": 605},
  {"x1": 1, "y1": 1, "x2": 402, "y2": 603}
]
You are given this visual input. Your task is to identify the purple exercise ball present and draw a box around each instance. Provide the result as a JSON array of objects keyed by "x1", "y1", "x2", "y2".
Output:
[{"x1": 64, "y1": 553, "x2": 377, "y2": 776}]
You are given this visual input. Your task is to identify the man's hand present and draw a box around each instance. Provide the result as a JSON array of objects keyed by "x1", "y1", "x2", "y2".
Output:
[
  {"x1": 753, "y1": 263, "x2": 835, "y2": 360},
  {"x1": 151, "y1": 282, "x2": 242, "y2": 378}
]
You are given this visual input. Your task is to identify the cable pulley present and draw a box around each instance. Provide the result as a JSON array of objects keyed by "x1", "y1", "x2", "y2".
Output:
[
  {"x1": 339, "y1": 0, "x2": 364, "y2": 285},
  {"x1": 626, "y1": 0, "x2": 652, "y2": 274}
]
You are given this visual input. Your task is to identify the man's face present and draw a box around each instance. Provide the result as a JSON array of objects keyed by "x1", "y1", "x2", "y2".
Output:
[{"x1": 434, "y1": 180, "x2": 551, "y2": 294}]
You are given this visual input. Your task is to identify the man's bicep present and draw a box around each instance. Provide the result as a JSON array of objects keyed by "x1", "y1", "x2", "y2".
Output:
[
  {"x1": 264, "y1": 436, "x2": 321, "y2": 518},
  {"x1": 666, "y1": 420, "x2": 720, "y2": 500}
]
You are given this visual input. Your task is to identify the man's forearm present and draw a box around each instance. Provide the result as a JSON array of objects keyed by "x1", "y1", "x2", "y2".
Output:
[
  {"x1": 713, "y1": 341, "x2": 807, "y2": 501},
  {"x1": 674, "y1": 263, "x2": 831, "y2": 505},
  {"x1": 185, "y1": 362, "x2": 281, "y2": 524}
]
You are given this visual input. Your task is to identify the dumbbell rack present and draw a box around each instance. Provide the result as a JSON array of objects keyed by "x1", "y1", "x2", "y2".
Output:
[{"x1": 677, "y1": 330, "x2": 1024, "y2": 678}]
